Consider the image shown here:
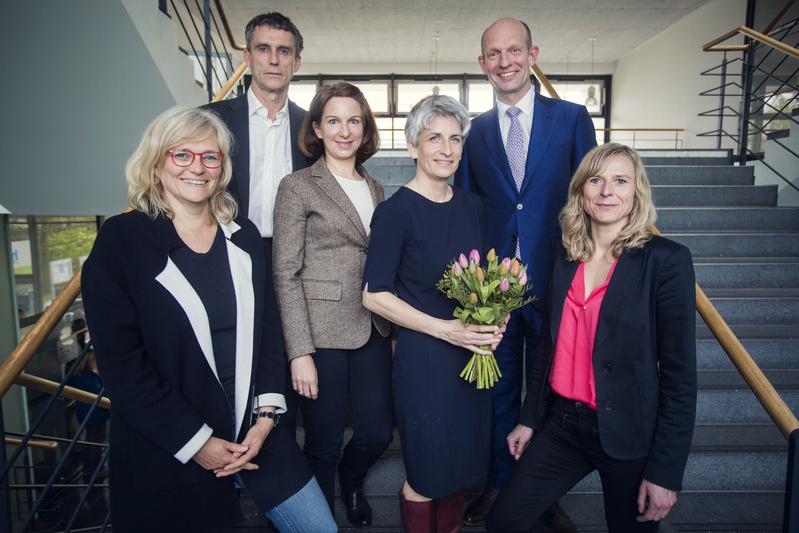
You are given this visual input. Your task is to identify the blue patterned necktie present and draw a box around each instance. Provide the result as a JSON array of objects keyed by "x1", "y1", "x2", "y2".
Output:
[
  {"x1": 505, "y1": 106, "x2": 526, "y2": 258},
  {"x1": 505, "y1": 106, "x2": 526, "y2": 191}
]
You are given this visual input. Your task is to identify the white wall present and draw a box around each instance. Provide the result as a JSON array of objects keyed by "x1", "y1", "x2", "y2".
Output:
[
  {"x1": 611, "y1": 0, "x2": 746, "y2": 149},
  {"x1": 0, "y1": 1, "x2": 199, "y2": 216}
]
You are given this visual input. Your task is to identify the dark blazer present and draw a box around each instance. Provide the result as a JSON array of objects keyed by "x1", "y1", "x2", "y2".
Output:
[
  {"x1": 519, "y1": 236, "x2": 697, "y2": 491},
  {"x1": 81, "y1": 211, "x2": 311, "y2": 531},
  {"x1": 273, "y1": 157, "x2": 391, "y2": 360},
  {"x1": 454, "y1": 93, "x2": 596, "y2": 324},
  {"x1": 203, "y1": 93, "x2": 312, "y2": 215}
]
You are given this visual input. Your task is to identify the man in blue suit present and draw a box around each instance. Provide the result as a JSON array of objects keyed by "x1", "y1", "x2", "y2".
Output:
[{"x1": 454, "y1": 17, "x2": 597, "y2": 529}]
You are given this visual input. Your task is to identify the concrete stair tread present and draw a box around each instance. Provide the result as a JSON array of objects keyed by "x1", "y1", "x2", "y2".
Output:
[
  {"x1": 698, "y1": 369, "x2": 799, "y2": 390},
  {"x1": 703, "y1": 288, "x2": 799, "y2": 297},
  {"x1": 697, "y1": 324, "x2": 799, "y2": 339},
  {"x1": 690, "y1": 424, "x2": 787, "y2": 451},
  {"x1": 694, "y1": 257, "x2": 799, "y2": 263},
  {"x1": 229, "y1": 491, "x2": 783, "y2": 531}
]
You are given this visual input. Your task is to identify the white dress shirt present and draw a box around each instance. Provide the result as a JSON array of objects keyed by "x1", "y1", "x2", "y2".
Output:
[
  {"x1": 496, "y1": 86, "x2": 535, "y2": 154},
  {"x1": 247, "y1": 89, "x2": 293, "y2": 238}
]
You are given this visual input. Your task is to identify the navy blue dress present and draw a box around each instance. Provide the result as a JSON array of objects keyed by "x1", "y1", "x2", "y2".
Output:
[{"x1": 364, "y1": 186, "x2": 491, "y2": 498}]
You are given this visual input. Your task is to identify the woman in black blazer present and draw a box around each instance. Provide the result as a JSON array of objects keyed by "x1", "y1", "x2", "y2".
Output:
[
  {"x1": 487, "y1": 143, "x2": 697, "y2": 532},
  {"x1": 81, "y1": 106, "x2": 335, "y2": 533}
]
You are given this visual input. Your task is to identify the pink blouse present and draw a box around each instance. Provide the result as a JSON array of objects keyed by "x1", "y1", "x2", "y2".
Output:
[{"x1": 548, "y1": 259, "x2": 618, "y2": 410}]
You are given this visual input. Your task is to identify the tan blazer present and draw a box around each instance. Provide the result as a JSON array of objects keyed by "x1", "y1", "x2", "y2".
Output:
[{"x1": 273, "y1": 157, "x2": 391, "y2": 360}]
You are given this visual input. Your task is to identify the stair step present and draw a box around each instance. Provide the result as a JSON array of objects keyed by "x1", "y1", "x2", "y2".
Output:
[
  {"x1": 230, "y1": 491, "x2": 784, "y2": 531},
  {"x1": 658, "y1": 207, "x2": 799, "y2": 231},
  {"x1": 698, "y1": 369, "x2": 799, "y2": 389},
  {"x1": 646, "y1": 166, "x2": 754, "y2": 186},
  {"x1": 700, "y1": 295, "x2": 799, "y2": 325},
  {"x1": 694, "y1": 261, "x2": 799, "y2": 288},
  {"x1": 697, "y1": 338, "x2": 799, "y2": 369},
  {"x1": 697, "y1": 324, "x2": 799, "y2": 340},
  {"x1": 697, "y1": 389, "x2": 799, "y2": 424},
  {"x1": 652, "y1": 185, "x2": 777, "y2": 207},
  {"x1": 667, "y1": 232, "x2": 799, "y2": 258}
]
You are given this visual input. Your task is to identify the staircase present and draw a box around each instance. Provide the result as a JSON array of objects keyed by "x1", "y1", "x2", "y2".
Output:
[{"x1": 230, "y1": 148, "x2": 799, "y2": 532}]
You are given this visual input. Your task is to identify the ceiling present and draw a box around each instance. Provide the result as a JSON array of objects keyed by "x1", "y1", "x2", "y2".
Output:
[{"x1": 216, "y1": 0, "x2": 711, "y2": 67}]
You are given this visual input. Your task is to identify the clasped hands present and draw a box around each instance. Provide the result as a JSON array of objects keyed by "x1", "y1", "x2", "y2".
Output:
[
  {"x1": 505, "y1": 424, "x2": 676, "y2": 522},
  {"x1": 192, "y1": 415, "x2": 275, "y2": 477}
]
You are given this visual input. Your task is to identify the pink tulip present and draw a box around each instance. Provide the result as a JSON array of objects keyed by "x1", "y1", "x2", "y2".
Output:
[
  {"x1": 469, "y1": 249, "x2": 480, "y2": 264},
  {"x1": 500, "y1": 278, "x2": 510, "y2": 292},
  {"x1": 458, "y1": 253, "x2": 469, "y2": 268},
  {"x1": 519, "y1": 271, "x2": 528, "y2": 286},
  {"x1": 452, "y1": 262, "x2": 463, "y2": 277},
  {"x1": 499, "y1": 257, "x2": 511, "y2": 275}
]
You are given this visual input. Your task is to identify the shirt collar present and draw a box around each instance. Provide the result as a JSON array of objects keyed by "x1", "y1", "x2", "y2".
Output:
[
  {"x1": 496, "y1": 85, "x2": 535, "y2": 119},
  {"x1": 247, "y1": 89, "x2": 289, "y2": 121}
]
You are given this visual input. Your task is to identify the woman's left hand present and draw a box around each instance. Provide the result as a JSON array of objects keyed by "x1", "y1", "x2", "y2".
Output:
[
  {"x1": 215, "y1": 418, "x2": 274, "y2": 477},
  {"x1": 636, "y1": 479, "x2": 676, "y2": 522}
]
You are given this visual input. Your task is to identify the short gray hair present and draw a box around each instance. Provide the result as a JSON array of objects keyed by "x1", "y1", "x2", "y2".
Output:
[{"x1": 404, "y1": 95, "x2": 471, "y2": 146}]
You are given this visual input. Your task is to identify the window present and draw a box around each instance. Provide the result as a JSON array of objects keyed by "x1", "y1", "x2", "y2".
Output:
[{"x1": 396, "y1": 82, "x2": 459, "y2": 113}]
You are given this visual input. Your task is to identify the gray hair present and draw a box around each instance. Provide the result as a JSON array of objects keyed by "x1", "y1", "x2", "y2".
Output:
[{"x1": 404, "y1": 95, "x2": 471, "y2": 146}]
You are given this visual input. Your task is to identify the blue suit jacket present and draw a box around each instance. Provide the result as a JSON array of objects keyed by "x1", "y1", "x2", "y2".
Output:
[{"x1": 454, "y1": 93, "x2": 596, "y2": 324}]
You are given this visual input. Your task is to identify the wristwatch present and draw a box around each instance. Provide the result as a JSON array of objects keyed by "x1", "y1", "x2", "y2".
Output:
[{"x1": 254, "y1": 410, "x2": 280, "y2": 426}]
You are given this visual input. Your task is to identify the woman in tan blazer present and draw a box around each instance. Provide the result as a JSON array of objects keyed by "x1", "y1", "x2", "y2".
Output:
[{"x1": 272, "y1": 82, "x2": 392, "y2": 527}]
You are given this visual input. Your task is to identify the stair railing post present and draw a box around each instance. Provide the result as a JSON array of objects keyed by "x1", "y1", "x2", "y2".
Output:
[
  {"x1": 738, "y1": 0, "x2": 757, "y2": 165},
  {"x1": 718, "y1": 51, "x2": 728, "y2": 150},
  {"x1": 203, "y1": 0, "x2": 213, "y2": 102},
  {"x1": 785, "y1": 428, "x2": 799, "y2": 533},
  {"x1": 0, "y1": 402, "x2": 13, "y2": 533}
]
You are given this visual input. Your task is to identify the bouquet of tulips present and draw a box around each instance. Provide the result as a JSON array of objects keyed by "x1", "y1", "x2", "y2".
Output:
[{"x1": 436, "y1": 248, "x2": 534, "y2": 389}]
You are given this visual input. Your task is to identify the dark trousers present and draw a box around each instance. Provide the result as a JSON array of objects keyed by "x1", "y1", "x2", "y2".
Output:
[
  {"x1": 490, "y1": 307, "x2": 540, "y2": 489},
  {"x1": 487, "y1": 396, "x2": 659, "y2": 533},
  {"x1": 298, "y1": 326, "x2": 393, "y2": 511}
]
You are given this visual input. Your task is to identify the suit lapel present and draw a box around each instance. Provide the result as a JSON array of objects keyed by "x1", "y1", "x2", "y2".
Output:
[
  {"x1": 288, "y1": 100, "x2": 307, "y2": 172},
  {"x1": 594, "y1": 247, "x2": 645, "y2": 351},
  {"x1": 230, "y1": 96, "x2": 251, "y2": 214},
  {"x1": 221, "y1": 221, "x2": 255, "y2": 438},
  {"x1": 313, "y1": 158, "x2": 369, "y2": 241},
  {"x1": 550, "y1": 252, "x2": 579, "y2": 346},
  {"x1": 478, "y1": 108, "x2": 518, "y2": 193},
  {"x1": 155, "y1": 258, "x2": 220, "y2": 384},
  {"x1": 520, "y1": 94, "x2": 554, "y2": 197},
  {"x1": 154, "y1": 218, "x2": 256, "y2": 438}
]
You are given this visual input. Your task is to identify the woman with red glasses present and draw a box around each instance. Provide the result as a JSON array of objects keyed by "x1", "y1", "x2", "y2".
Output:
[{"x1": 81, "y1": 106, "x2": 334, "y2": 533}]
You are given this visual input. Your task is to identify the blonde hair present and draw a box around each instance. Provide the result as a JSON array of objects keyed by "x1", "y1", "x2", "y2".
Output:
[
  {"x1": 125, "y1": 105, "x2": 237, "y2": 223},
  {"x1": 560, "y1": 143, "x2": 656, "y2": 262}
]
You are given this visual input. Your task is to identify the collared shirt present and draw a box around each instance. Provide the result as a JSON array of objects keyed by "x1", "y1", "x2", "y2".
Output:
[
  {"x1": 549, "y1": 259, "x2": 618, "y2": 410},
  {"x1": 247, "y1": 89, "x2": 293, "y2": 238},
  {"x1": 496, "y1": 85, "x2": 535, "y2": 155}
]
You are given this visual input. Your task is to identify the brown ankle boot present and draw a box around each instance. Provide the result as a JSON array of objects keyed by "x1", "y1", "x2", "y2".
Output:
[
  {"x1": 399, "y1": 491, "x2": 436, "y2": 532},
  {"x1": 436, "y1": 489, "x2": 464, "y2": 533}
]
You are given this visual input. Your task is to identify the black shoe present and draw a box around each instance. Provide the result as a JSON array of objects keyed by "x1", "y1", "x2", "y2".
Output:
[
  {"x1": 342, "y1": 487, "x2": 373, "y2": 527},
  {"x1": 543, "y1": 501, "x2": 578, "y2": 533},
  {"x1": 463, "y1": 487, "x2": 499, "y2": 526}
]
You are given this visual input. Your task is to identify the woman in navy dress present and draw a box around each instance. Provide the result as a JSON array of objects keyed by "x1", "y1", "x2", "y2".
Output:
[{"x1": 363, "y1": 95, "x2": 505, "y2": 533}]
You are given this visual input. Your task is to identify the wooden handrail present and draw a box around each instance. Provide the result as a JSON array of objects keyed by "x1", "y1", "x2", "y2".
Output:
[
  {"x1": 532, "y1": 64, "x2": 560, "y2": 99},
  {"x1": 762, "y1": 0, "x2": 797, "y2": 35},
  {"x1": 213, "y1": 61, "x2": 249, "y2": 102},
  {"x1": 5, "y1": 437, "x2": 58, "y2": 451},
  {"x1": 213, "y1": 0, "x2": 245, "y2": 51},
  {"x1": 0, "y1": 273, "x2": 82, "y2": 399},
  {"x1": 15, "y1": 372, "x2": 111, "y2": 410},
  {"x1": 704, "y1": 25, "x2": 799, "y2": 59}
]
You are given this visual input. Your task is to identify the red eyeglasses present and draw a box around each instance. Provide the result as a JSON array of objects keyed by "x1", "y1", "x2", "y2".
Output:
[{"x1": 166, "y1": 149, "x2": 224, "y2": 169}]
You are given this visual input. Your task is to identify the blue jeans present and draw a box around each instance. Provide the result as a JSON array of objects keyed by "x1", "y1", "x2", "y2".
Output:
[{"x1": 265, "y1": 478, "x2": 337, "y2": 533}]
